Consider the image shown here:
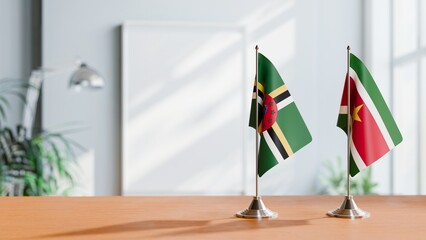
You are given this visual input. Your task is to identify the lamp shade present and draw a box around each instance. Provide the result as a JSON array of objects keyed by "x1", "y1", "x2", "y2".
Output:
[{"x1": 69, "y1": 63, "x2": 104, "y2": 90}]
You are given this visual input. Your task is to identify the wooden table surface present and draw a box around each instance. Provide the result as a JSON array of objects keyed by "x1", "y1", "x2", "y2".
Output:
[{"x1": 1, "y1": 196, "x2": 426, "y2": 239}]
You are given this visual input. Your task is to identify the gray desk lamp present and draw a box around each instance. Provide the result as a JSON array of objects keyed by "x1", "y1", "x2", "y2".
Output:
[
  {"x1": 69, "y1": 63, "x2": 105, "y2": 90},
  {"x1": 22, "y1": 61, "x2": 105, "y2": 136}
]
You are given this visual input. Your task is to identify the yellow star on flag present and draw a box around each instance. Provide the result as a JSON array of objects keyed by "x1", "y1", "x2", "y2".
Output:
[{"x1": 353, "y1": 104, "x2": 363, "y2": 122}]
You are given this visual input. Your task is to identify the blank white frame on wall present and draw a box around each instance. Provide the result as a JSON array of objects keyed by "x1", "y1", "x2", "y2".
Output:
[{"x1": 121, "y1": 21, "x2": 249, "y2": 195}]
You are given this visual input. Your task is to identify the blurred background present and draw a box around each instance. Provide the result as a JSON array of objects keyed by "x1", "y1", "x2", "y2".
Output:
[{"x1": 0, "y1": 0, "x2": 424, "y2": 196}]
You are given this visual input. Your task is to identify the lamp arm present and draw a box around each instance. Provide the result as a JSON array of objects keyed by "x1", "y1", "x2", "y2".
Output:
[
  {"x1": 21, "y1": 71, "x2": 43, "y2": 137},
  {"x1": 35, "y1": 58, "x2": 83, "y2": 77},
  {"x1": 22, "y1": 60, "x2": 103, "y2": 136},
  {"x1": 21, "y1": 63, "x2": 76, "y2": 136}
]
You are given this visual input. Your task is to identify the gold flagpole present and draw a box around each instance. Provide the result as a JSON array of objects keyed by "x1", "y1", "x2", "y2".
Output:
[
  {"x1": 327, "y1": 46, "x2": 369, "y2": 219},
  {"x1": 236, "y1": 45, "x2": 277, "y2": 219}
]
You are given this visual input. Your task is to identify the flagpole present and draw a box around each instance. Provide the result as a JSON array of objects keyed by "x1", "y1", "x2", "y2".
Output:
[
  {"x1": 236, "y1": 45, "x2": 277, "y2": 219},
  {"x1": 326, "y1": 46, "x2": 369, "y2": 219},
  {"x1": 346, "y1": 45, "x2": 351, "y2": 198},
  {"x1": 255, "y1": 45, "x2": 259, "y2": 198}
]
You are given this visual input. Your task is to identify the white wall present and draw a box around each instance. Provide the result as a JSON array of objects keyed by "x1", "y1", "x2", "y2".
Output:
[
  {"x1": 315, "y1": 0, "x2": 364, "y2": 192},
  {"x1": 0, "y1": 0, "x2": 32, "y2": 127},
  {"x1": 42, "y1": 0, "x2": 363, "y2": 195},
  {"x1": 365, "y1": 0, "x2": 426, "y2": 195}
]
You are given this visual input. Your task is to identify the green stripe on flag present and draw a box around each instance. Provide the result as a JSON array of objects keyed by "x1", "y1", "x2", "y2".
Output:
[
  {"x1": 258, "y1": 53, "x2": 283, "y2": 92},
  {"x1": 276, "y1": 102, "x2": 312, "y2": 152},
  {"x1": 349, "y1": 155, "x2": 360, "y2": 177},
  {"x1": 337, "y1": 114, "x2": 348, "y2": 134},
  {"x1": 249, "y1": 99, "x2": 257, "y2": 129},
  {"x1": 350, "y1": 54, "x2": 403, "y2": 145},
  {"x1": 258, "y1": 136, "x2": 279, "y2": 177}
]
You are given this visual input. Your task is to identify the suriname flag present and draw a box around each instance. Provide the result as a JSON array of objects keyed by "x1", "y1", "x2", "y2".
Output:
[
  {"x1": 338, "y1": 53, "x2": 403, "y2": 177},
  {"x1": 249, "y1": 53, "x2": 312, "y2": 177}
]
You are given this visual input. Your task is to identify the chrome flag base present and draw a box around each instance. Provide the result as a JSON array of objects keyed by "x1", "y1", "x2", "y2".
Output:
[
  {"x1": 327, "y1": 195, "x2": 370, "y2": 219},
  {"x1": 236, "y1": 196, "x2": 278, "y2": 219}
]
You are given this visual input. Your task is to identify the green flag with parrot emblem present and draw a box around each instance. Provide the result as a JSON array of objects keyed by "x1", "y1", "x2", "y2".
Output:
[{"x1": 249, "y1": 53, "x2": 312, "y2": 177}]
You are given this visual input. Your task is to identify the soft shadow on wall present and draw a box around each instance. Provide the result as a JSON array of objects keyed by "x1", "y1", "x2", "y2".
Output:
[{"x1": 122, "y1": 0, "x2": 350, "y2": 196}]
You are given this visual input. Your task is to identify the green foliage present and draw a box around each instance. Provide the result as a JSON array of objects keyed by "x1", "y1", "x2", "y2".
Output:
[
  {"x1": 0, "y1": 78, "x2": 80, "y2": 196},
  {"x1": 0, "y1": 126, "x2": 81, "y2": 196},
  {"x1": 0, "y1": 79, "x2": 31, "y2": 127},
  {"x1": 318, "y1": 156, "x2": 378, "y2": 195}
]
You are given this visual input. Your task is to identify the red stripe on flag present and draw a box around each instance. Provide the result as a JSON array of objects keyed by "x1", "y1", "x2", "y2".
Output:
[
  {"x1": 351, "y1": 80, "x2": 390, "y2": 166},
  {"x1": 340, "y1": 74, "x2": 356, "y2": 106}
]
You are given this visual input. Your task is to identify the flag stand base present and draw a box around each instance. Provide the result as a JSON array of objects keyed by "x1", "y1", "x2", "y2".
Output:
[
  {"x1": 236, "y1": 196, "x2": 278, "y2": 219},
  {"x1": 327, "y1": 195, "x2": 370, "y2": 219}
]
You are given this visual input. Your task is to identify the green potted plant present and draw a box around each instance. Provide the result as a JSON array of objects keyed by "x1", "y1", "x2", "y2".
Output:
[
  {"x1": 0, "y1": 79, "x2": 80, "y2": 196},
  {"x1": 318, "y1": 156, "x2": 378, "y2": 195}
]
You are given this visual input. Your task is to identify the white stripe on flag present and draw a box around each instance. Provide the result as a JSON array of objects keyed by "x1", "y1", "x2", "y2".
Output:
[
  {"x1": 263, "y1": 131, "x2": 285, "y2": 162},
  {"x1": 339, "y1": 106, "x2": 347, "y2": 114},
  {"x1": 277, "y1": 96, "x2": 294, "y2": 110},
  {"x1": 252, "y1": 92, "x2": 263, "y2": 105},
  {"x1": 350, "y1": 132, "x2": 367, "y2": 170},
  {"x1": 349, "y1": 68, "x2": 395, "y2": 150},
  {"x1": 258, "y1": 96, "x2": 263, "y2": 105}
]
